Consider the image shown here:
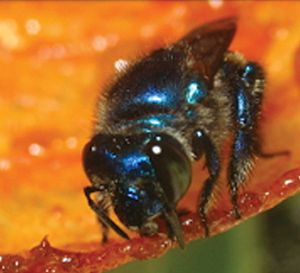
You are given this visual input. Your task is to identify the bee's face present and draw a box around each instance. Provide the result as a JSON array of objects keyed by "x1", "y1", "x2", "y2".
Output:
[{"x1": 82, "y1": 133, "x2": 192, "y2": 231}]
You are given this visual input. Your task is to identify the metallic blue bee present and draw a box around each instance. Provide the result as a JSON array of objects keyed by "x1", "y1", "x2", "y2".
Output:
[{"x1": 82, "y1": 18, "x2": 279, "y2": 248}]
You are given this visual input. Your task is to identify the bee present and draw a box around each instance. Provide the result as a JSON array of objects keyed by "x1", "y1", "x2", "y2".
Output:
[{"x1": 82, "y1": 17, "x2": 283, "y2": 248}]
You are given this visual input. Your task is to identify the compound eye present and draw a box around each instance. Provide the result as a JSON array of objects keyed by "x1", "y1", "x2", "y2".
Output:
[
  {"x1": 82, "y1": 139, "x2": 100, "y2": 182},
  {"x1": 144, "y1": 134, "x2": 192, "y2": 205},
  {"x1": 82, "y1": 134, "x2": 114, "y2": 183}
]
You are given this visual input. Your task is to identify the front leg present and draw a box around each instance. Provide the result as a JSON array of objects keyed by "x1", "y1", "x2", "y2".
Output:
[
  {"x1": 96, "y1": 198, "x2": 110, "y2": 244},
  {"x1": 193, "y1": 129, "x2": 221, "y2": 237},
  {"x1": 84, "y1": 186, "x2": 130, "y2": 241}
]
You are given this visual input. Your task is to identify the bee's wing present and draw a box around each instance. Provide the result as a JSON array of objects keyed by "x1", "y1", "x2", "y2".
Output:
[{"x1": 176, "y1": 17, "x2": 237, "y2": 86}]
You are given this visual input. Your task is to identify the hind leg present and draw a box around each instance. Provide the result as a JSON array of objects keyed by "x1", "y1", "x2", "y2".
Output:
[{"x1": 227, "y1": 61, "x2": 267, "y2": 217}]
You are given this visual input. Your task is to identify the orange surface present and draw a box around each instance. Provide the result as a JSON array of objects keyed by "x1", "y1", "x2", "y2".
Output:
[{"x1": 0, "y1": 2, "x2": 300, "y2": 273}]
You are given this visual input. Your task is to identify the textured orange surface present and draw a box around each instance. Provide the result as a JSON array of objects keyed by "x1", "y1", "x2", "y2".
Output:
[{"x1": 0, "y1": 2, "x2": 300, "y2": 273}]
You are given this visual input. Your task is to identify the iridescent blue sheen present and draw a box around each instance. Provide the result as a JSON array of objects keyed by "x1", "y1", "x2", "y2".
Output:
[
  {"x1": 112, "y1": 148, "x2": 165, "y2": 225},
  {"x1": 122, "y1": 152, "x2": 149, "y2": 174},
  {"x1": 119, "y1": 85, "x2": 180, "y2": 117},
  {"x1": 242, "y1": 64, "x2": 254, "y2": 82},
  {"x1": 234, "y1": 130, "x2": 246, "y2": 156},
  {"x1": 124, "y1": 185, "x2": 163, "y2": 216},
  {"x1": 126, "y1": 186, "x2": 141, "y2": 201},
  {"x1": 126, "y1": 114, "x2": 177, "y2": 133},
  {"x1": 111, "y1": 147, "x2": 165, "y2": 222},
  {"x1": 134, "y1": 87, "x2": 170, "y2": 105},
  {"x1": 185, "y1": 81, "x2": 207, "y2": 104},
  {"x1": 237, "y1": 89, "x2": 251, "y2": 127}
]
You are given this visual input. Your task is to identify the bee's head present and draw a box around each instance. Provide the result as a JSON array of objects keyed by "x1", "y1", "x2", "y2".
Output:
[{"x1": 82, "y1": 132, "x2": 191, "y2": 243}]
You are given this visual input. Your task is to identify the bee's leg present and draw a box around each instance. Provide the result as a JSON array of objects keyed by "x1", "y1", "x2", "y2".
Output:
[
  {"x1": 227, "y1": 62, "x2": 265, "y2": 218},
  {"x1": 84, "y1": 186, "x2": 130, "y2": 241},
  {"x1": 193, "y1": 130, "x2": 221, "y2": 237},
  {"x1": 228, "y1": 130, "x2": 256, "y2": 218},
  {"x1": 96, "y1": 199, "x2": 110, "y2": 244},
  {"x1": 227, "y1": 131, "x2": 289, "y2": 219},
  {"x1": 97, "y1": 216, "x2": 109, "y2": 244}
]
